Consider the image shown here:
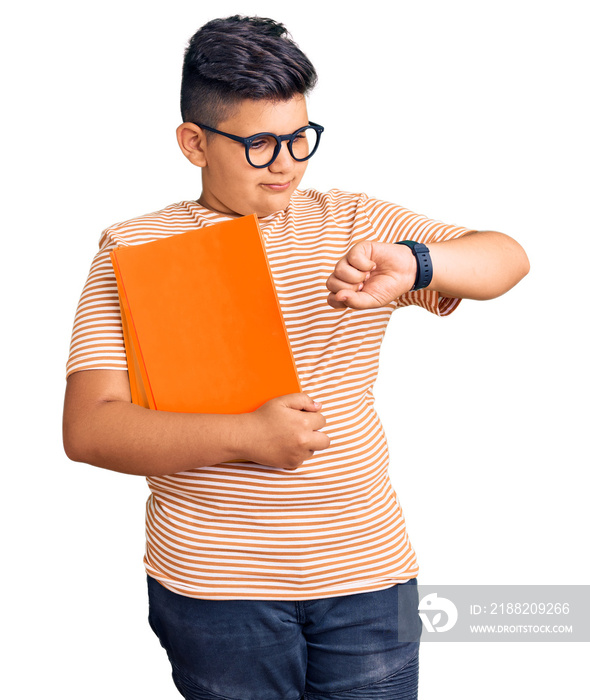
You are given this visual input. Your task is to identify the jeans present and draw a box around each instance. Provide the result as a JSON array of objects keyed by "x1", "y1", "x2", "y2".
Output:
[{"x1": 147, "y1": 576, "x2": 421, "y2": 700}]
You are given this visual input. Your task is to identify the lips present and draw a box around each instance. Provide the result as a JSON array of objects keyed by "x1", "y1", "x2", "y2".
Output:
[{"x1": 262, "y1": 182, "x2": 292, "y2": 191}]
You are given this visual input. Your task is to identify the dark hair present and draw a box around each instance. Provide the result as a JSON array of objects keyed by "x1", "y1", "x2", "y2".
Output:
[{"x1": 180, "y1": 16, "x2": 318, "y2": 127}]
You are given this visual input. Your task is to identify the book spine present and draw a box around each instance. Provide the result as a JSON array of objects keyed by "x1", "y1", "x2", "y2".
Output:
[{"x1": 110, "y1": 249, "x2": 157, "y2": 410}]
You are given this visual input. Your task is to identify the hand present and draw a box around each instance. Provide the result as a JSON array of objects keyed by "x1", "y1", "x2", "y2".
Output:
[
  {"x1": 242, "y1": 393, "x2": 331, "y2": 469},
  {"x1": 326, "y1": 241, "x2": 417, "y2": 309}
]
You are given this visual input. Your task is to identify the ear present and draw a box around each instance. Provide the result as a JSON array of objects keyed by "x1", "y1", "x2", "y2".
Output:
[{"x1": 176, "y1": 122, "x2": 208, "y2": 167}]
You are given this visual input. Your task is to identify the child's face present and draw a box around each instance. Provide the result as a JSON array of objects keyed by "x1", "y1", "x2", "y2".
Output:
[{"x1": 198, "y1": 95, "x2": 311, "y2": 218}]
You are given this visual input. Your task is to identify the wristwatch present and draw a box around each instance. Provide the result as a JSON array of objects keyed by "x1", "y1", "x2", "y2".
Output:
[{"x1": 395, "y1": 240, "x2": 433, "y2": 291}]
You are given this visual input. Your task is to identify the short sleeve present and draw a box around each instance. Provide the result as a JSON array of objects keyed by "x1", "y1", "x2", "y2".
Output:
[
  {"x1": 359, "y1": 194, "x2": 476, "y2": 316},
  {"x1": 65, "y1": 231, "x2": 128, "y2": 377}
]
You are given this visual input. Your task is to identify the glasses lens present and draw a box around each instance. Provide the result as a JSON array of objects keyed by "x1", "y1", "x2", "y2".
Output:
[
  {"x1": 290, "y1": 126, "x2": 320, "y2": 162},
  {"x1": 247, "y1": 134, "x2": 280, "y2": 167}
]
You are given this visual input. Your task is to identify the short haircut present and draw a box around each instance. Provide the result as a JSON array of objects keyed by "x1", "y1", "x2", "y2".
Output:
[{"x1": 180, "y1": 16, "x2": 318, "y2": 127}]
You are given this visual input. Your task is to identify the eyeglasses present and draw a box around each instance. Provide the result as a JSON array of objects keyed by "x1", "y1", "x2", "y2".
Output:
[{"x1": 195, "y1": 121, "x2": 324, "y2": 169}]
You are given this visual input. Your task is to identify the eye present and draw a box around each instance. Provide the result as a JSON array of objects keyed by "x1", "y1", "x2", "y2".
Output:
[{"x1": 249, "y1": 135, "x2": 274, "y2": 151}]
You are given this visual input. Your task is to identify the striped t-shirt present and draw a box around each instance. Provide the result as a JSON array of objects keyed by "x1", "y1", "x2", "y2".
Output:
[{"x1": 67, "y1": 188, "x2": 473, "y2": 600}]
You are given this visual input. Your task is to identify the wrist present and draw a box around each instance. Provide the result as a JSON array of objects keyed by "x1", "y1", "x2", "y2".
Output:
[
  {"x1": 230, "y1": 412, "x2": 257, "y2": 463},
  {"x1": 393, "y1": 243, "x2": 418, "y2": 293},
  {"x1": 395, "y1": 240, "x2": 433, "y2": 291}
]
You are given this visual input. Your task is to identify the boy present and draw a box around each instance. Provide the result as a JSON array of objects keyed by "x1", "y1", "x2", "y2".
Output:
[{"x1": 63, "y1": 15, "x2": 529, "y2": 700}]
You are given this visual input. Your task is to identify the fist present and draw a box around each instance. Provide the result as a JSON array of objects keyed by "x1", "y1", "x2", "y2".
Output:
[
  {"x1": 245, "y1": 393, "x2": 331, "y2": 470},
  {"x1": 326, "y1": 240, "x2": 416, "y2": 309}
]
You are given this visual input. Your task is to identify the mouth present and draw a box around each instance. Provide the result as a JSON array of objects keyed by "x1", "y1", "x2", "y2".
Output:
[{"x1": 261, "y1": 181, "x2": 292, "y2": 192}]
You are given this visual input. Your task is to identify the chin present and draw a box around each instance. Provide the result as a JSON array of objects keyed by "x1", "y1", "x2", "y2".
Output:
[{"x1": 258, "y1": 191, "x2": 294, "y2": 217}]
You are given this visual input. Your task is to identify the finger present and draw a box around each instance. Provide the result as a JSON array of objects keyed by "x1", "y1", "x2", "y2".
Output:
[
  {"x1": 346, "y1": 244, "x2": 377, "y2": 273},
  {"x1": 327, "y1": 291, "x2": 346, "y2": 309},
  {"x1": 280, "y1": 393, "x2": 322, "y2": 412},
  {"x1": 328, "y1": 289, "x2": 380, "y2": 310},
  {"x1": 332, "y1": 258, "x2": 369, "y2": 285},
  {"x1": 306, "y1": 411, "x2": 327, "y2": 430},
  {"x1": 326, "y1": 273, "x2": 364, "y2": 294},
  {"x1": 310, "y1": 431, "x2": 331, "y2": 451}
]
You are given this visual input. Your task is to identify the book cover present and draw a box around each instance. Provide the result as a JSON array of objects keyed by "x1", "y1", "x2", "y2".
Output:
[{"x1": 110, "y1": 214, "x2": 300, "y2": 414}]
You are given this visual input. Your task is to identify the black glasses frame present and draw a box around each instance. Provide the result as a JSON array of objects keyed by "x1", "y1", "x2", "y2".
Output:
[{"x1": 195, "y1": 121, "x2": 324, "y2": 169}]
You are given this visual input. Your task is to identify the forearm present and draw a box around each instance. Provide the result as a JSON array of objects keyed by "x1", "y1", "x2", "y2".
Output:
[
  {"x1": 64, "y1": 398, "x2": 250, "y2": 477},
  {"x1": 426, "y1": 230, "x2": 530, "y2": 300},
  {"x1": 63, "y1": 370, "x2": 329, "y2": 476},
  {"x1": 326, "y1": 229, "x2": 529, "y2": 310}
]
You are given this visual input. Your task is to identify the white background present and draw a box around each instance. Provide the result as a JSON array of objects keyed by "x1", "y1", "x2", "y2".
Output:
[{"x1": 2, "y1": 0, "x2": 589, "y2": 697}]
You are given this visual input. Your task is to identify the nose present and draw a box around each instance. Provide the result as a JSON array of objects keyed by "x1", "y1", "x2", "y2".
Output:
[{"x1": 268, "y1": 140, "x2": 296, "y2": 173}]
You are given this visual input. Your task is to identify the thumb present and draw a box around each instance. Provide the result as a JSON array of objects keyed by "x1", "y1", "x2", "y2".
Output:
[
  {"x1": 281, "y1": 393, "x2": 323, "y2": 412},
  {"x1": 332, "y1": 288, "x2": 379, "y2": 310}
]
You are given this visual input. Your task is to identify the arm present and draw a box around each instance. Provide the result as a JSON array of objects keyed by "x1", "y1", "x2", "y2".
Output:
[
  {"x1": 63, "y1": 369, "x2": 330, "y2": 476},
  {"x1": 326, "y1": 230, "x2": 530, "y2": 309}
]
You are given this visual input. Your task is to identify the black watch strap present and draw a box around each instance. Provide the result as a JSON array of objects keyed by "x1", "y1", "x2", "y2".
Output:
[{"x1": 395, "y1": 240, "x2": 433, "y2": 291}]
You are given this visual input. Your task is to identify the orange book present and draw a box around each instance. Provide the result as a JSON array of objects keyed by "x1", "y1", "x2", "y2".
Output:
[{"x1": 110, "y1": 214, "x2": 300, "y2": 414}]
